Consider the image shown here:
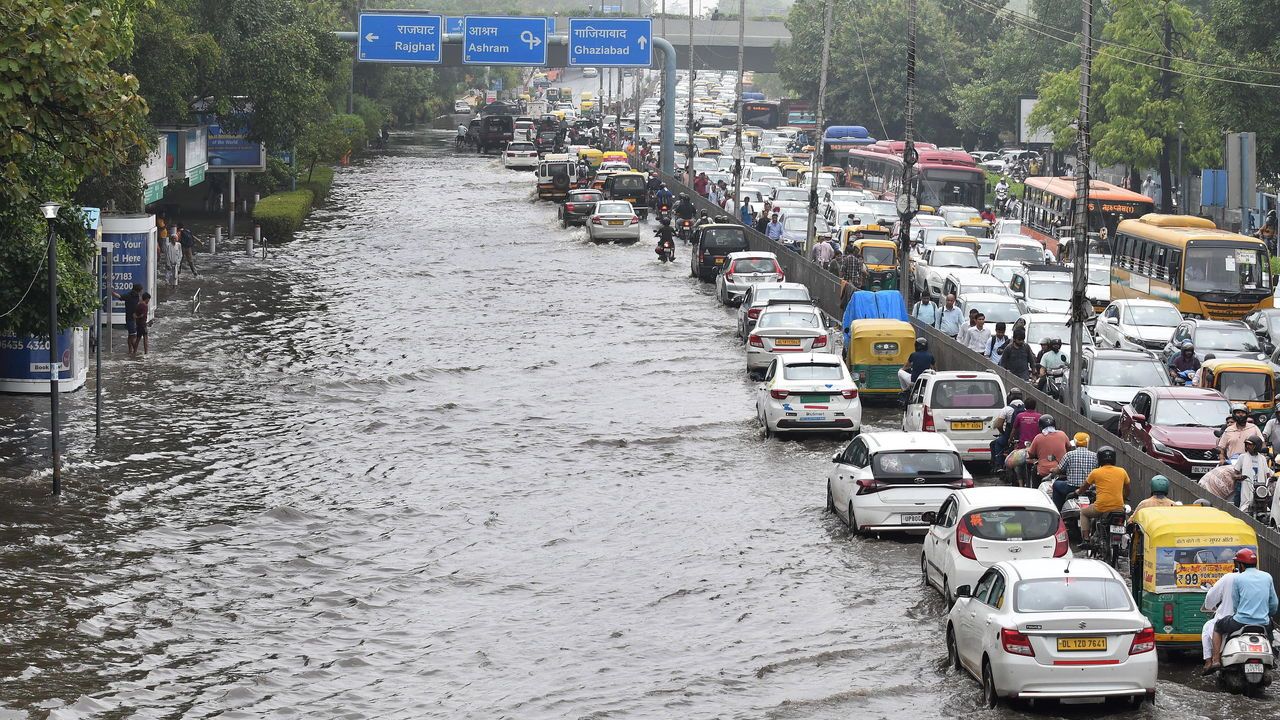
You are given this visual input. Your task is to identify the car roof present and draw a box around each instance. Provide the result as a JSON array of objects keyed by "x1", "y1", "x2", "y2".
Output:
[
  {"x1": 727, "y1": 251, "x2": 777, "y2": 260},
  {"x1": 1083, "y1": 347, "x2": 1160, "y2": 361},
  {"x1": 997, "y1": 558, "x2": 1120, "y2": 582},
  {"x1": 925, "y1": 370, "x2": 1002, "y2": 382},
  {"x1": 952, "y1": 487, "x2": 1057, "y2": 512},
  {"x1": 960, "y1": 292, "x2": 1016, "y2": 303},
  {"x1": 1187, "y1": 318, "x2": 1250, "y2": 329},
  {"x1": 859, "y1": 431, "x2": 961, "y2": 452},
  {"x1": 777, "y1": 352, "x2": 843, "y2": 366},
  {"x1": 995, "y1": 237, "x2": 1040, "y2": 247},
  {"x1": 1149, "y1": 386, "x2": 1227, "y2": 400},
  {"x1": 1019, "y1": 313, "x2": 1071, "y2": 324},
  {"x1": 1110, "y1": 298, "x2": 1176, "y2": 309}
]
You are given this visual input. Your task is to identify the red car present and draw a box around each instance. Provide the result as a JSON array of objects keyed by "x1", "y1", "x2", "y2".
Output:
[{"x1": 1117, "y1": 386, "x2": 1231, "y2": 478}]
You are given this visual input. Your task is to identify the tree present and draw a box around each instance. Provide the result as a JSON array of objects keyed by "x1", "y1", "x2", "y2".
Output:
[
  {"x1": 1204, "y1": 0, "x2": 1280, "y2": 178},
  {"x1": 0, "y1": 0, "x2": 151, "y2": 336}
]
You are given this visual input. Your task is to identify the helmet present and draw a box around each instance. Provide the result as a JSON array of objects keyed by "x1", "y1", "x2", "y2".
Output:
[
  {"x1": 1150, "y1": 475, "x2": 1170, "y2": 495},
  {"x1": 1050, "y1": 338, "x2": 1062, "y2": 350},
  {"x1": 1096, "y1": 446, "x2": 1117, "y2": 465},
  {"x1": 1192, "y1": 498, "x2": 1212, "y2": 507},
  {"x1": 1235, "y1": 548, "x2": 1258, "y2": 566},
  {"x1": 660, "y1": 217, "x2": 671, "y2": 226},
  {"x1": 679, "y1": 192, "x2": 688, "y2": 200},
  {"x1": 1231, "y1": 402, "x2": 1249, "y2": 415},
  {"x1": 1245, "y1": 435, "x2": 1263, "y2": 448},
  {"x1": 1010, "y1": 399, "x2": 1026, "y2": 411},
  {"x1": 1007, "y1": 388, "x2": 1024, "y2": 400},
  {"x1": 915, "y1": 337, "x2": 928, "y2": 350},
  {"x1": 1181, "y1": 341, "x2": 1195, "y2": 352},
  {"x1": 1038, "y1": 414, "x2": 1055, "y2": 430}
]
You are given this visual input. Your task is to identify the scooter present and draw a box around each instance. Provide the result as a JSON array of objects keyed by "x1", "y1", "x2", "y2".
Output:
[
  {"x1": 1217, "y1": 623, "x2": 1277, "y2": 697},
  {"x1": 1038, "y1": 367, "x2": 1066, "y2": 401},
  {"x1": 1037, "y1": 473, "x2": 1085, "y2": 546},
  {"x1": 1173, "y1": 368, "x2": 1195, "y2": 386}
]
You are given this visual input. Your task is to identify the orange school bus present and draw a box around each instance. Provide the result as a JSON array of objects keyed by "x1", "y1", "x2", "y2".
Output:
[{"x1": 1018, "y1": 176, "x2": 1153, "y2": 257}]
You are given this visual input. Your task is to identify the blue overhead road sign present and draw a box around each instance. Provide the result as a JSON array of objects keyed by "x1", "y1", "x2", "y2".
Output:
[
  {"x1": 568, "y1": 18, "x2": 652, "y2": 67},
  {"x1": 358, "y1": 14, "x2": 442, "y2": 64},
  {"x1": 463, "y1": 16, "x2": 547, "y2": 66},
  {"x1": 448, "y1": 16, "x2": 553, "y2": 34}
]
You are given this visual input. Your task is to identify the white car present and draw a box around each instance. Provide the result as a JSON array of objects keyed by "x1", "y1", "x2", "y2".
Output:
[
  {"x1": 1019, "y1": 313, "x2": 1093, "y2": 360},
  {"x1": 914, "y1": 246, "x2": 984, "y2": 300},
  {"x1": 582, "y1": 67, "x2": 599, "y2": 78},
  {"x1": 1095, "y1": 299, "x2": 1182, "y2": 352},
  {"x1": 921, "y1": 488, "x2": 1069, "y2": 604},
  {"x1": 502, "y1": 141, "x2": 539, "y2": 169},
  {"x1": 454, "y1": 100, "x2": 472, "y2": 114},
  {"x1": 585, "y1": 200, "x2": 641, "y2": 244},
  {"x1": 826, "y1": 432, "x2": 973, "y2": 535},
  {"x1": 736, "y1": 282, "x2": 812, "y2": 338},
  {"x1": 913, "y1": 226, "x2": 967, "y2": 255},
  {"x1": 716, "y1": 251, "x2": 784, "y2": 306},
  {"x1": 943, "y1": 272, "x2": 1012, "y2": 301},
  {"x1": 945, "y1": 559, "x2": 1157, "y2": 708},
  {"x1": 903, "y1": 370, "x2": 1006, "y2": 463},
  {"x1": 756, "y1": 353, "x2": 862, "y2": 437},
  {"x1": 981, "y1": 260, "x2": 1024, "y2": 286},
  {"x1": 993, "y1": 237, "x2": 1047, "y2": 265},
  {"x1": 957, "y1": 293, "x2": 1022, "y2": 328},
  {"x1": 938, "y1": 204, "x2": 983, "y2": 227},
  {"x1": 746, "y1": 302, "x2": 835, "y2": 374}
]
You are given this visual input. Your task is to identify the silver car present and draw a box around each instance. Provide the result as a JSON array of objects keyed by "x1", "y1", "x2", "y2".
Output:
[
  {"x1": 716, "y1": 252, "x2": 784, "y2": 306},
  {"x1": 1079, "y1": 347, "x2": 1171, "y2": 425},
  {"x1": 585, "y1": 201, "x2": 641, "y2": 244},
  {"x1": 737, "y1": 282, "x2": 812, "y2": 339},
  {"x1": 745, "y1": 302, "x2": 835, "y2": 374}
]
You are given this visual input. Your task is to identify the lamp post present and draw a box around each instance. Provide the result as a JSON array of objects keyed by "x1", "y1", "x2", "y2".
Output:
[
  {"x1": 1176, "y1": 121, "x2": 1185, "y2": 214},
  {"x1": 731, "y1": 143, "x2": 744, "y2": 216},
  {"x1": 39, "y1": 200, "x2": 62, "y2": 495}
]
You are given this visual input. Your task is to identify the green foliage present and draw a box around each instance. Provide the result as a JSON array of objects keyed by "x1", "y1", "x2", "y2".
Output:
[
  {"x1": 352, "y1": 95, "x2": 389, "y2": 145},
  {"x1": 129, "y1": 0, "x2": 221, "y2": 125},
  {"x1": 253, "y1": 188, "x2": 315, "y2": 239},
  {"x1": 300, "y1": 165, "x2": 335, "y2": 201},
  {"x1": 0, "y1": 206, "x2": 105, "y2": 337},
  {"x1": 1204, "y1": 0, "x2": 1280, "y2": 178},
  {"x1": 299, "y1": 114, "x2": 364, "y2": 179}
]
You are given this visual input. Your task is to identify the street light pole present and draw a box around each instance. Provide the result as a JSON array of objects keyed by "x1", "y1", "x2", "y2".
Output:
[
  {"x1": 686, "y1": 0, "x2": 695, "y2": 181},
  {"x1": 806, "y1": 0, "x2": 834, "y2": 254},
  {"x1": 896, "y1": 0, "x2": 919, "y2": 306},
  {"x1": 732, "y1": 0, "x2": 745, "y2": 216},
  {"x1": 1067, "y1": 0, "x2": 1096, "y2": 410},
  {"x1": 39, "y1": 201, "x2": 61, "y2": 495}
]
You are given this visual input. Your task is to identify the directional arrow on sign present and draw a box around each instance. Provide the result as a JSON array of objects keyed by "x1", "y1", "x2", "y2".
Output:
[
  {"x1": 637, "y1": 36, "x2": 647, "y2": 49},
  {"x1": 520, "y1": 30, "x2": 542, "y2": 49},
  {"x1": 365, "y1": 32, "x2": 379, "y2": 42}
]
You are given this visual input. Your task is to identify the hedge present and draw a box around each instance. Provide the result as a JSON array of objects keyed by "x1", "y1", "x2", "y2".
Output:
[
  {"x1": 300, "y1": 164, "x2": 335, "y2": 202},
  {"x1": 253, "y1": 189, "x2": 315, "y2": 239}
]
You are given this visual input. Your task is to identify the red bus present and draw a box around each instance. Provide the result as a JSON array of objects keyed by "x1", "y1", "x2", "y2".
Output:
[{"x1": 842, "y1": 142, "x2": 986, "y2": 210}]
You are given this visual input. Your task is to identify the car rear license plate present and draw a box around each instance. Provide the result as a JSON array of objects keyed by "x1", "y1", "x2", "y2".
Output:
[
  {"x1": 775, "y1": 338, "x2": 802, "y2": 347},
  {"x1": 1246, "y1": 663, "x2": 1265, "y2": 676},
  {"x1": 799, "y1": 394, "x2": 831, "y2": 402},
  {"x1": 950, "y1": 421, "x2": 982, "y2": 431},
  {"x1": 902, "y1": 514, "x2": 924, "y2": 524},
  {"x1": 608, "y1": 220, "x2": 623, "y2": 226},
  {"x1": 800, "y1": 415, "x2": 827, "y2": 422},
  {"x1": 1057, "y1": 637, "x2": 1106, "y2": 651},
  {"x1": 714, "y1": 257, "x2": 725, "y2": 264}
]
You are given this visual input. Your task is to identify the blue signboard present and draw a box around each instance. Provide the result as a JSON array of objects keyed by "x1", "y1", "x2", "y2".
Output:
[
  {"x1": 446, "y1": 16, "x2": 463, "y2": 34},
  {"x1": 358, "y1": 13, "x2": 442, "y2": 64},
  {"x1": 207, "y1": 121, "x2": 265, "y2": 170},
  {"x1": 107, "y1": 231, "x2": 150, "y2": 321},
  {"x1": 463, "y1": 16, "x2": 547, "y2": 66},
  {"x1": 0, "y1": 331, "x2": 77, "y2": 383},
  {"x1": 568, "y1": 18, "x2": 652, "y2": 67}
]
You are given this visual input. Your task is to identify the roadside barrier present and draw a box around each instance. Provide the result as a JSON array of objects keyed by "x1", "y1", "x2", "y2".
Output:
[{"x1": 659, "y1": 170, "x2": 1280, "y2": 586}]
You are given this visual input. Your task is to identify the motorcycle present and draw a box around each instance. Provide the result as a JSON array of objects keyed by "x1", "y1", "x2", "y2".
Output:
[
  {"x1": 1038, "y1": 472, "x2": 1086, "y2": 546},
  {"x1": 677, "y1": 218, "x2": 694, "y2": 244},
  {"x1": 1172, "y1": 368, "x2": 1195, "y2": 386},
  {"x1": 1080, "y1": 489, "x2": 1129, "y2": 569},
  {"x1": 656, "y1": 203, "x2": 671, "y2": 225},
  {"x1": 1038, "y1": 367, "x2": 1066, "y2": 401},
  {"x1": 1216, "y1": 623, "x2": 1278, "y2": 697},
  {"x1": 654, "y1": 235, "x2": 676, "y2": 263}
]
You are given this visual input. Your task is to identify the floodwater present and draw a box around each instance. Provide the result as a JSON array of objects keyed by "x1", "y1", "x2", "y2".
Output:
[{"x1": 0, "y1": 130, "x2": 1272, "y2": 719}]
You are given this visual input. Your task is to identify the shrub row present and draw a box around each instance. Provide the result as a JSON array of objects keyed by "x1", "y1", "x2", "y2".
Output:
[
  {"x1": 300, "y1": 164, "x2": 334, "y2": 202},
  {"x1": 253, "y1": 189, "x2": 315, "y2": 239}
]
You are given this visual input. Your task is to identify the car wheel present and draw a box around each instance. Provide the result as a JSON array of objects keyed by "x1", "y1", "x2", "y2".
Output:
[
  {"x1": 562, "y1": 215, "x2": 568, "y2": 229},
  {"x1": 981, "y1": 659, "x2": 999, "y2": 708},
  {"x1": 847, "y1": 503, "x2": 858, "y2": 535},
  {"x1": 762, "y1": 417, "x2": 773, "y2": 439},
  {"x1": 826, "y1": 482, "x2": 835, "y2": 513},
  {"x1": 946, "y1": 626, "x2": 961, "y2": 671}
]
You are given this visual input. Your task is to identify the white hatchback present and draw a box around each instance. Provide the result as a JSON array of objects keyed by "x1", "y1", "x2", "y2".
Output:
[
  {"x1": 502, "y1": 141, "x2": 539, "y2": 169},
  {"x1": 946, "y1": 559, "x2": 1157, "y2": 708},
  {"x1": 826, "y1": 432, "x2": 973, "y2": 535},
  {"x1": 921, "y1": 487, "x2": 1069, "y2": 604},
  {"x1": 902, "y1": 371, "x2": 1006, "y2": 463},
  {"x1": 756, "y1": 354, "x2": 861, "y2": 437}
]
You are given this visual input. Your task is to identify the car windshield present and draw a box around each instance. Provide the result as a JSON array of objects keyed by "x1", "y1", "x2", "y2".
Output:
[
  {"x1": 783, "y1": 363, "x2": 843, "y2": 380},
  {"x1": 1198, "y1": 327, "x2": 1263, "y2": 352},
  {"x1": 966, "y1": 301, "x2": 1020, "y2": 324},
  {"x1": 782, "y1": 216, "x2": 808, "y2": 231},
  {"x1": 996, "y1": 245, "x2": 1042, "y2": 264},
  {"x1": 612, "y1": 176, "x2": 644, "y2": 191},
  {"x1": 931, "y1": 250, "x2": 980, "y2": 268},
  {"x1": 1184, "y1": 246, "x2": 1271, "y2": 293},
  {"x1": 774, "y1": 189, "x2": 807, "y2": 202},
  {"x1": 961, "y1": 226, "x2": 988, "y2": 239},
  {"x1": 1028, "y1": 280, "x2": 1071, "y2": 301},
  {"x1": 1217, "y1": 371, "x2": 1272, "y2": 402},
  {"x1": 1025, "y1": 320, "x2": 1091, "y2": 345},
  {"x1": 597, "y1": 202, "x2": 632, "y2": 214},
  {"x1": 862, "y1": 247, "x2": 895, "y2": 265},
  {"x1": 1014, "y1": 578, "x2": 1132, "y2": 613},
  {"x1": 942, "y1": 208, "x2": 980, "y2": 224},
  {"x1": 931, "y1": 379, "x2": 1003, "y2": 409},
  {"x1": 1153, "y1": 397, "x2": 1232, "y2": 426},
  {"x1": 733, "y1": 258, "x2": 778, "y2": 274},
  {"x1": 542, "y1": 162, "x2": 569, "y2": 176},
  {"x1": 508, "y1": 143, "x2": 535, "y2": 151},
  {"x1": 757, "y1": 311, "x2": 820, "y2": 329},
  {"x1": 871, "y1": 451, "x2": 962, "y2": 477},
  {"x1": 985, "y1": 265, "x2": 1017, "y2": 283},
  {"x1": 1090, "y1": 359, "x2": 1168, "y2": 387},
  {"x1": 861, "y1": 201, "x2": 897, "y2": 217},
  {"x1": 965, "y1": 509, "x2": 1058, "y2": 541},
  {"x1": 831, "y1": 190, "x2": 864, "y2": 201},
  {"x1": 702, "y1": 228, "x2": 747, "y2": 248},
  {"x1": 1088, "y1": 266, "x2": 1110, "y2": 285},
  {"x1": 1125, "y1": 305, "x2": 1181, "y2": 326},
  {"x1": 756, "y1": 287, "x2": 811, "y2": 305}
]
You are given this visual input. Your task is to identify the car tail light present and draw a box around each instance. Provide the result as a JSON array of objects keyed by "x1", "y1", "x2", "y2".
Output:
[
  {"x1": 1053, "y1": 520, "x2": 1069, "y2": 557},
  {"x1": 922, "y1": 405, "x2": 935, "y2": 432},
  {"x1": 748, "y1": 334, "x2": 764, "y2": 347},
  {"x1": 956, "y1": 518, "x2": 977, "y2": 560},
  {"x1": 855, "y1": 478, "x2": 886, "y2": 495},
  {"x1": 769, "y1": 389, "x2": 789, "y2": 400},
  {"x1": 592, "y1": 217, "x2": 602, "y2": 225},
  {"x1": 812, "y1": 335, "x2": 828, "y2": 349},
  {"x1": 725, "y1": 273, "x2": 735, "y2": 282},
  {"x1": 1129, "y1": 627, "x2": 1155, "y2": 655},
  {"x1": 631, "y1": 216, "x2": 640, "y2": 224},
  {"x1": 565, "y1": 203, "x2": 575, "y2": 212},
  {"x1": 948, "y1": 478, "x2": 975, "y2": 489},
  {"x1": 840, "y1": 388, "x2": 858, "y2": 399},
  {"x1": 1163, "y1": 602, "x2": 1174, "y2": 625},
  {"x1": 1001, "y1": 628, "x2": 1035, "y2": 657},
  {"x1": 775, "y1": 273, "x2": 785, "y2": 281},
  {"x1": 747, "y1": 308, "x2": 761, "y2": 319}
]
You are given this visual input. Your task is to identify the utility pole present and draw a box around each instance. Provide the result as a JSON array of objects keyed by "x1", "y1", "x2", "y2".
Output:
[
  {"x1": 896, "y1": 0, "x2": 919, "y2": 306},
  {"x1": 806, "y1": 0, "x2": 834, "y2": 254},
  {"x1": 732, "y1": 0, "x2": 745, "y2": 216},
  {"x1": 1157, "y1": 1, "x2": 1175, "y2": 214},
  {"x1": 39, "y1": 202, "x2": 61, "y2": 495},
  {"x1": 686, "y1": 0, "x2": 695, "y2": 180},
  {"x1": 1068, "y1": 0, "x2": 1096, "y2": 410},
  {"x1": 1177, "y1": 121, "x2": 1185, "y2": 214}
]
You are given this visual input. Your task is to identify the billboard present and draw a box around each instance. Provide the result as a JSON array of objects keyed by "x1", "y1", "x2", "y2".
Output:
[
  {"x1": 1018, "y1": 97, "x2": 1054, "y2": 145},
  {"x1": 102, "y1": 215, "x2": 157, "y2": 326},
  {"x1": 0, "y1": 328, "x2": 89, "y2": 393},
  {"x1": 207, "y1": 118, "x2": 266, "y2": 171},
  {"x1": 162, "y1": 126, "x2": 209, "y2": 186}
]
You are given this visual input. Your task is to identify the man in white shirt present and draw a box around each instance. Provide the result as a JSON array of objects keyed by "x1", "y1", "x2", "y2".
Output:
[
  {"x1": 958, "y1": 312, "x2": 991, "y2": 354},
  {"x1": 1233, "y1": 436, "x2": 1269, "y2": 512},
  {"x1": 1202, "y1": 570, "x2": 1238, "y2": 670}
]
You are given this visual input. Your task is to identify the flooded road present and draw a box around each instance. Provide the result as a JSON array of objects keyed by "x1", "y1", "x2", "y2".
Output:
[{"x1": 0, "y1": 131, "x2": 1272, "y2": 718}]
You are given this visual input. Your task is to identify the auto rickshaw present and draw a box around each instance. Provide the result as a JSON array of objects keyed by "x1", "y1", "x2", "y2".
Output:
[
  {"x1": 1128, "y1": 505, "x2": 1257, "y2": 651},
  {"x1": 698, "y1": 148, "x2": 722, "y2": 159},
  {"x1": 602, "y1": 171, "x2": 649, "y2": 218},
  {"x1": 750, "y1": 152, "x2": 773, "y2": 167},
  {"x1": 1196, "y1": 358, "x2": 1278, "y2": 421},
  {"x1": 845, "y1": 320, "x2": 915, "y2": 399},
  {"x1": 850, "y1": 238, "x2": 899, "y2": 290},
  {"x1": 937, "y1": 234, "x2": 981, "y2": 257},
  {"x1": 696, "y1": 132, "x2": 720, "y2": 150},
  {"x1": 780, "y1": 163, "x2": 804, "y2": 185},
  {"x1": 838, "y1": 224, "x2": 893, "y2": 254},
  {"x1": 577, "y1": 147, "x2": 603, "y2": 169},
  {"x1": 601, "y1": 150, "x2": 628, "y2": 166},
  {"x1": 954, "y1": 217, "x2": 992, "y2": 239},
  {"x1": 820, "y1": 166, "x2": 847, "y2": 186}
]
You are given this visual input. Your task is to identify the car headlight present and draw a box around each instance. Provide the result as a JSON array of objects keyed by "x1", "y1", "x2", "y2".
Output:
[{"x1": 1152, "y1": 439, "x2": 1174, "y2": 456}]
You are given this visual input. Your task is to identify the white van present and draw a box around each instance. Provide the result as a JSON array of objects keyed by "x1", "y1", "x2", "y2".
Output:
[{"x1": 902, "y1": 370, "x2": 1007, "y2": 464}]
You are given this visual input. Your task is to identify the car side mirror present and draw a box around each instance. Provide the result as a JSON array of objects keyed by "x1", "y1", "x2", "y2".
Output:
[
  {"x1": 921, "y1": 511, "x2": 938, "y2": 525},
  {"x1": 831, "y1": 452, "x2": 842, "y2": 463},
  {"x1": 1106, "y1": 316, "x2": 1119, "y2": 325},
  {"x1": 1131, "y1": 413, "x2": 1146, "y2": 425},
  {"x1": 954, "y1": 585, "x2": 973, "y2": 599},
  {"x1": 1013, "y1": 289, "x2": 1025, "y2": 298}
]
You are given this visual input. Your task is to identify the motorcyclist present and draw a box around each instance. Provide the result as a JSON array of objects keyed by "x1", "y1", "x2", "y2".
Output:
[
  {"x1": 674, "y1": 192, "x2": 696, "y2": 222},
  {"x1": 1070, "y1": 445, "x2": 1130, "y2": 543},
  {"x1": 1168, "y1": 341, "x2": 1200, "y2": 383},
  {"x1": 1219, "y1": 402, "x2": 1263, "y2": 467},
  {"x1": 1234, "y1": 435, "x2": 1269, "y2": 512},
  {"x1": 1205, "y1": 548, "x2": 1279, "y2": 674},
  {"x1": 1051, "y1": 432, "x2": 1097, "y2": 510},
  {"x1": 1132, "y1": 474, "x2": 1177, "y2": 513},
  {"x1": 695, "y1": 210, "x2": 713, "y2": 228},
  {"x1": 654, "y1": 184, "x2": 674, "y2": 212},
  {"x1": 980, "y1": 206, "x2": 996, "y2": 223},
  {"x1": 898, "y1": 337, "x2": 934, "y2": 392},
  {"x1": 1027, "y1": 414, "x2": 1069, "y2": 487},
  {"x1": 646, "y1": 175, "x2": 663, "y2": 207},
  {"x1": 990, "y1": 396, "x2": 1026, "y2": 469},
  {"x1": 994, "y1": 176, "x2": 1011, "y2": 215},
  {"x1": 1036, "y1": 338, "x2": 1067, "y2": 394},
  {"x1": 654, "y1": 217, "x2": 676, "y2": 258}
]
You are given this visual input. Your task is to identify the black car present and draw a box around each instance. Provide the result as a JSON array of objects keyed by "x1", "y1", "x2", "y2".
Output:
[
  {"x1": 690, "y1": 223, "x2": 750, "y2": 282},
  {"x1": 559, "y1": 189, "x2": 604, "y2": 228},
  {"x1": 476, "y1": 115, "x2": 514, "y2": 153}
]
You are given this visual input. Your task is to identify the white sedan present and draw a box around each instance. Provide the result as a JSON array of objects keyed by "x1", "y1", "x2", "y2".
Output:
[
  {"x1": 756, "y1": 353, "x2": 861, "y2": 437},
  {"x1": 502, "y1": 141, "x2": 539, "y2": 169},
  {"x1": 746, "y1": 302, "x2": 834, "y2": 374},
  {"x1": 921, "y1": 487, "x2": 1069, "y2": 605},
  {"x1": 585, "y1": 201, "x2": 642, "y2": 244},
  {"x1": 946, "y1": 559, "x2": 1157, "y2": 708}
]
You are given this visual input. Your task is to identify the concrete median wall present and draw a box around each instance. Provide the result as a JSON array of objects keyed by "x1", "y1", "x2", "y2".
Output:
[{"x1": 660, "y1": 170, "x2": 1280, "y2": 584}]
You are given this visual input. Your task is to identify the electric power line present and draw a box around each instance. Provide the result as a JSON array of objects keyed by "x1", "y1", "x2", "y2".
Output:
[
  {"x1": 0, "y1": 251, "x2": 48, "y2": 321},
  {"x1": 849, "y1": 15, "x2": 888, "y2": 139}
]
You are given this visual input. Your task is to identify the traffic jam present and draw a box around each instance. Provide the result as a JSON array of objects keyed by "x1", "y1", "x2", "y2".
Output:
[{"x1": 490, "y1": 69, "x2": 1280, "y2": 708}]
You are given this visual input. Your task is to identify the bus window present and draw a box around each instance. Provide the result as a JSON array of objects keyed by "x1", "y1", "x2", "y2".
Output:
[
  {"x1": 1185, "y1": 246, "x2": 1271, "y2": 293},
  {"x1": 1169, "y1": 249, "x2": 1182, "y2": 289},
  {"x1": 1154, "y1": 246, "x2": 1168, "y2": 281}
]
